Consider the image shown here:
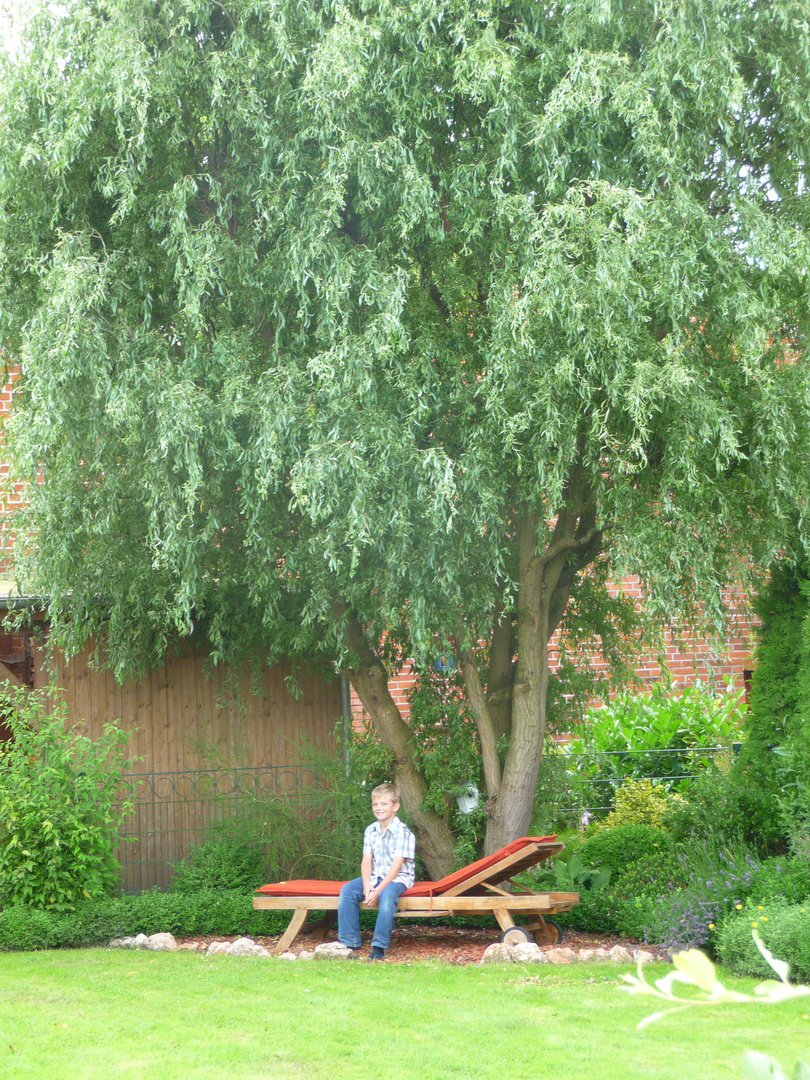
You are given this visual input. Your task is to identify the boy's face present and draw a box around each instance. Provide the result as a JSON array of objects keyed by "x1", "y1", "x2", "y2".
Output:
[{"x1": 371, "y1": 796, "x2": 399, "y2": 828}]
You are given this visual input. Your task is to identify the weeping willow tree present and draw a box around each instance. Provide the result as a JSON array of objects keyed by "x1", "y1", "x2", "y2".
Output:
[{"x1": 1, "y1": 0, "x2": 810, "y2": 873}]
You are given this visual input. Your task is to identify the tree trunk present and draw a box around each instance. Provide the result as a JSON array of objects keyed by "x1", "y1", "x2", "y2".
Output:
[
  {"x1": 486, "y1": 591, "x2": 515, "y2": 744},
  {"x1": 334, "y1": 605, "x2": 457, "y2": 879},
  {"x1": 456, "y1": 639, "x2": 502, "y2": 802},
  {"x1": 483, "y1": 512, "x2": 548, "y2": 852},
  {"x1": 482, "y1": 488, "x2": 601, "y2": 854}
]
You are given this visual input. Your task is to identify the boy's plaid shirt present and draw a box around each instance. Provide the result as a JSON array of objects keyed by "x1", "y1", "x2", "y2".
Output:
[{"x1": 363, "y1": 815, "x2": 416, "y2": 887}]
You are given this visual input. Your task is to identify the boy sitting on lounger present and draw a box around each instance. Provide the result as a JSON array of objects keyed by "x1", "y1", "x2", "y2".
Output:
[{"x1": 337, "y1": 781, "x2": 415, "y2": 960}]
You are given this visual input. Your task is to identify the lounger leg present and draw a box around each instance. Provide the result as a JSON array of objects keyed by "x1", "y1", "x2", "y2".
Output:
[
  {"x1": 274, "y1": 907, "x2": 309, "y2": 954},
  {"x1": 309, "y1": 910, "x2": 337, "y2": 942},
  {"x1": 493, "y1": 908, "x2": 517, "y2": 934}
]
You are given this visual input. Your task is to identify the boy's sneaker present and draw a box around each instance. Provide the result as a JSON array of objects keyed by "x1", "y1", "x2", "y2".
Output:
[{"x1": 369, "y1": 946, "x2": 386, "y2": 961}]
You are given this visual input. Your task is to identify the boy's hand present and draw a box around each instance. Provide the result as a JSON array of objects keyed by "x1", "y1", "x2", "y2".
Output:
[{"x1": 364, "y1": 885, "x2": 380, "y2": 908}]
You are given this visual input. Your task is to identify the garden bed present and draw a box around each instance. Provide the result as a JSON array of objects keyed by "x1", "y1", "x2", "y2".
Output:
[{"x1": 172, "y1": 925, "x2": 669, "y2": 964}]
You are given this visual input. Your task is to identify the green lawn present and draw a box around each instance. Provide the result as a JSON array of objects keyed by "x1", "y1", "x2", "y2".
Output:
[{"x1": 1, "y1": 950, "x2": 808, "y2": 1079}]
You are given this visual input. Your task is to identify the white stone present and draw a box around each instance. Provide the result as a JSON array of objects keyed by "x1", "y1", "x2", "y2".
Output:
[
  {"x1": 279, "y1": 951, "x2": 297, "y2": 961},
  {"x1": 511, "y1": 941, "x2": 546, "y2": 963},
  {"x1": 579, "y1": 948, "x2": 611, "y2": 962},
  {"x1": 481, "y1": 943, "x2": 515, "y2": 963},
  {"x1": 608, "y1": 945, "x2": 633, "y2": 963},
  {"x1": 545, "y1": 947, "x2": 578, "y2": 964},
  {"x1": 314, "y1": 942, "x2": 356, "y2": 959},
  {"x1": 297, "y1": 950, "x2": 315, "y2": 961},
  {"x1": 634, "y1": 949, "x2": 657, "y2": 964},
  {"x1": 134, "y1": 933, "x2": 150, "y2": 948},
  {"x1": 108, "y1": 936, "x2": 138, "y2": 949},
  {"x1": 206, "y1": 941, "x2": 230, "y2": 955},
  {"x1": 146, "y1": 932, "x2": 178, "y2": 951},
  {"x1": 226, "y1": 937, "x2": 263, "y2": 956}
]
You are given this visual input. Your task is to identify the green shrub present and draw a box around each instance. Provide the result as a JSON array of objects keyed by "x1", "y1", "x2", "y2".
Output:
[
  {"x1": 572, "y1": 680, "x2": 746, "y2": 756},
  {"x1": 0, "y1": 905, "x2": 59, "y2": 951},
  {"x1": 645, "y1": 839, "x2": 763, "y2": 950},
  {"x1": 169, "y1": 837, "x2": 268, "y2": 893},
  {"x1": 563, "y1": 680, "x2": 747, "y2": 812},
  {"x1": 611, "y1": 847, "x2": 689, "y2": 898},
  {"x1": 579, "y1": 824, "x2": 675, "y2": 881},
  {"x1": 554, "y1": 834, "x2": 684, "y2": 939},
  {"x1": 748, "y1": 856, "x2": 810, "y2": 906},
  {"x1": 718, "y1": 902, "x2": 810, "y2": 981},
  {"x1": 123, "y1": 888, "x2": 287, "y2": 937},
  {"x1": 593, "y1": 777, "x2": 682, "y2": 831},
  {"x1": 733, "y1": 560, "x2": 810, "y2": 855},
  {"x1": 0, "y1": 685, "x2": 135, "y2": 910},
  {"x1": 662, "y1": 768, "x2": 751, "y2": 846},
  {"x1": 554, "y1": 885, "x2": 659, "y2": 938},
  {"x1": 176, "y1": 737, "x2": 380, "y2": 885},
  {"x1": 555, "y1": 885, "x2": 619, "y2": 933},
  {"x1": 0, "y1": 890, "x2": 291, "y2": 951},
  {"x1": 612, "y1": 895, "x2": 660, "y2": 939}
]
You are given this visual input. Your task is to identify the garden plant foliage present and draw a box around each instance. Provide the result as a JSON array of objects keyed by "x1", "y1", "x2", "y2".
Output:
[
  {"x1": 1, "y1": 0, "x2": 809, "y2": 872},
  {"x1": 564, "y1": 680, "x2": 747, "y2": 810},
  {"x1": 0, "y1": 685, "x2": 135, "y2": 910}
]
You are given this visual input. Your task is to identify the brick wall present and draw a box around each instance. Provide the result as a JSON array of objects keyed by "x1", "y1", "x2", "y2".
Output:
[
  {"x1": 0, "y1": 367, "x2": 25, "y2": 573},
  {"x1": 350, "y1": 579, "x2": 756, "y2": 726}
]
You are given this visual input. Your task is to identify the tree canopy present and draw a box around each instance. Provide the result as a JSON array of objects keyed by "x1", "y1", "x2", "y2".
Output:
[{"x1": 1, "y1": 0, "x2": 810, "y2": 872}]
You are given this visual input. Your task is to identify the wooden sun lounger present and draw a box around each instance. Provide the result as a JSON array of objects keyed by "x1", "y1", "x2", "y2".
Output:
[{"x1": 253, "y1": 835, "x2": 579, "y2": 954}]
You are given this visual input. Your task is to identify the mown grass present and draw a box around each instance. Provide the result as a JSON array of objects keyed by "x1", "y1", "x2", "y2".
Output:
[{"x1": 1, "y1": 950, "x2": 809, "y2": 1079}]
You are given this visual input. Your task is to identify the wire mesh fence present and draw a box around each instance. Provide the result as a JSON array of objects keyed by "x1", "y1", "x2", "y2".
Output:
[{"x1": 540, "y1": 743, "x2": 739, "y2": 828}]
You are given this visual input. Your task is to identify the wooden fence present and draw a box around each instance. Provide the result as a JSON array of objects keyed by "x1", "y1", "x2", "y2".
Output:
[{"x1": 34, "y1": 642, "x2": 341, "y2": 774}]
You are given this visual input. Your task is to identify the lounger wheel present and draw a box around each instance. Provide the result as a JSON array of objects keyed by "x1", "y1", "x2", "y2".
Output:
[
  {"x1": 501, "y1": 926, "x2": 533, "y2": 947},
  {"x1": 533, "y1": 918, "x2": 562, "y2": 945}
]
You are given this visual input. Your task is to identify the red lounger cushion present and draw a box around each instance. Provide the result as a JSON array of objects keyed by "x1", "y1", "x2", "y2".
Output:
[{"x1": 254, "y1": 835, "x2": 557, "y2": 897}]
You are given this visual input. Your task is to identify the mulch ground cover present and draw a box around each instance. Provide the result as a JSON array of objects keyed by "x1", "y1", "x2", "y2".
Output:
[{"x1": 177, "y1": 925, "x2": 665, "y2": 964}]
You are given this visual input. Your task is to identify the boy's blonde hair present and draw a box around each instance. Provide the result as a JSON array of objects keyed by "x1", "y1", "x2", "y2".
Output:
[{"x1": 371, "y1": 782, "x2": 400, "y2": 803}]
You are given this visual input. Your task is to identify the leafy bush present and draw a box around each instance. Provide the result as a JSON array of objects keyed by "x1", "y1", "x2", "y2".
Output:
[
  {"x1": 578, "y1": 824, "x2": 675, "y2": 881},
  {"x1": 554, "y1": 832, "x2": 685, "y2": 939},
  {"x1": 169, "y1": 836, "x2": 268, "y2": 893},
  {"x1": 662, "y1": 768, "x2": 750, "y2": 846},
  {"x1": 647, "y1": 840, "x2": 763, "y2": 950},
  {"x1": 564, "y1": 680, "x2": 747, "y2": 812},
  {"x1": 0, "y1": 905, "x2": 59, "y2": 951},
  {"x1": 178, "y1": 737, "x2": 382, "y2": 886},
  {"x1": 592, "y1": 777, "x2": 682, "y2": 831},
  {"x1": 612, "y1": 847, "x2": 689, "y2": 899},
  {"x1": 574, "y1": 679, "x2": 747, "y2": 756},
  {"x1": 718, "y1": 902, "x2": 810, "y2": 981},
  {"x1": 0, "y1": 890, "x2": 291, "y2": 951},
  {"x1": 555, "y1": 885, "x2": 621, "y2": 933},
  {"x1": 734, "y1": 560, "x2": 810, "y2": 854},
  {"x1": 554, "y1": 882, "x2": 660, "y2": 938},
  {"x1": 747, "y1": 856, "x2": 810, "y2": 906},
  {"x1": 0, "y1": 685, "x2": 135, "y2": 910}
]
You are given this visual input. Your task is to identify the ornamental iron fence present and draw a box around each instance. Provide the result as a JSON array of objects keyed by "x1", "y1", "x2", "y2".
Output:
[
  {"x1": 113, "y1": 746, "x2": 739, "y2": 892},
  {"x1": 114, "y1": 765, "x2": 319, "y2": 893}
]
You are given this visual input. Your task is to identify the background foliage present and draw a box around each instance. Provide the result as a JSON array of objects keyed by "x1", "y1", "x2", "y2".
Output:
[{"x1": 0, "y1": 685, "x2": 135, "y2": 910}]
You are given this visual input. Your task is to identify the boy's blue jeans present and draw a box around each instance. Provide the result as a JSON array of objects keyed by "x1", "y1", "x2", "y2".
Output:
[{"x1": 337, "y1": 877, "x2": 407, "y2": 951}]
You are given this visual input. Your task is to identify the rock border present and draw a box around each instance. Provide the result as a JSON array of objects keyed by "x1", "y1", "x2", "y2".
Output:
[{"x1": 108, "y1": 933, "x2": 665, "y2": 964}]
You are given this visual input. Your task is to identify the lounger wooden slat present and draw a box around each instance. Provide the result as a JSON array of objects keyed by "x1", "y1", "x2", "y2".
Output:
[{"x1": 253, "y1": 836, "x2": 579, "y2": 952}]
